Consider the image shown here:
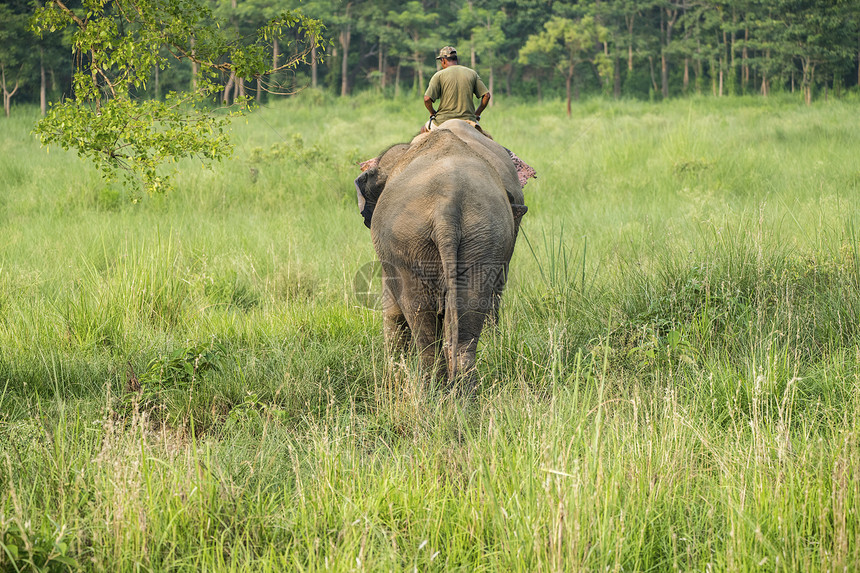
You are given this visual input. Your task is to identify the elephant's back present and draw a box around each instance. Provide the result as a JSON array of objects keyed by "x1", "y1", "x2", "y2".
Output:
[
  {"x1": 435, "y1": 120, "x2": 522, "y2": 205},
  {"x1": 373, "y1": 154, "x2": 514, "y2": 262}
]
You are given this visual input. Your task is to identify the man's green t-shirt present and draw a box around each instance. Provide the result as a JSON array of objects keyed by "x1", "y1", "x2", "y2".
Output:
[{"x1": 424, "y1": 65, "x2": 489, "y2": 124}]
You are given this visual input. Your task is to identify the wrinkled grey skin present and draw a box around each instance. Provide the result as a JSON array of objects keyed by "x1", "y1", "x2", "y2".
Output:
[{"x1": 356, "y1": 119, "x2": 527, "y2": 387}]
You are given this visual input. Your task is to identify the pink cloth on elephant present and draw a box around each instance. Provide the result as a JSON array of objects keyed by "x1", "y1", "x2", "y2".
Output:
[
  {"x1": 359, "y1": 157, "x2": 378, "y2": 172},
  {"x1": 508, "y1": 151, "x2": 536, "y2": 188}
]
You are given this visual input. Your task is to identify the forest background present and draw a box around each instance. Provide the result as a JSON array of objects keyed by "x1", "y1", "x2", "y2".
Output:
[{"x1": 2, "y1": 0, "x2": 860, "y2": 119}]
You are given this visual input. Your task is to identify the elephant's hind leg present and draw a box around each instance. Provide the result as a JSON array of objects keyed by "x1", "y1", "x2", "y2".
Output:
[
  {"x1": 449, "y1": 310, "x2": 483, "y2": 392},
  {"x1": 400, "y1": 302, "x2": 446, "y2": 382},
  {"x1": 396, "y1": 277, "x2": 447, "y2": 382},
  {"x1": 381, "y1": 268, "x2": 411, "y2": 358},
  {"x1": 383, "y1": 311, "x2": 411, "y2": 358}
]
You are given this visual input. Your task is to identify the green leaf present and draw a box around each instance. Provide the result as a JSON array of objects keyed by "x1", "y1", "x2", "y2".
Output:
[
  {"x1": 53, "y1": 555, "x2": 80, "y2": 567},
  {"x1": 6, "y1": 543, "x2": 19, "y2": 560}
]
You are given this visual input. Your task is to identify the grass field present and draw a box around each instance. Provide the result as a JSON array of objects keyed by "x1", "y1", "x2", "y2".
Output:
[{"x1": 1, "y1": 92, "x2": 859, "y2": 571}]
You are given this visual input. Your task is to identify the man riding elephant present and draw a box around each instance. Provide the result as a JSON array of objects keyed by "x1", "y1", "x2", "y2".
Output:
[
  {"x1": 357, "y1": 45, "x2": 535, "y2": 222},
  {"x1": 422, "y1": 46, "x2": 490, "y2": 133}
]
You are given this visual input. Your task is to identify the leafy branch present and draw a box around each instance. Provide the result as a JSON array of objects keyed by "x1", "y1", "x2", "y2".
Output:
[{"x1": 31, "y1": 0, "x2": 325, "y2": 194}]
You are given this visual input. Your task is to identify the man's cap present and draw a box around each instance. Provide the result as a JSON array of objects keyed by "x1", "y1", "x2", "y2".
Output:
[{"x1": 436, "y1": 46, "x2": 457, "y2": 60}]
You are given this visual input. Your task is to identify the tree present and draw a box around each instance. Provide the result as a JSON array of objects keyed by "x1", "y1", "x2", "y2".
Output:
[
  {"x1": 31, "y1": 0, "x2": 324, "y2": 193},
  {"x1": 736, "y1": 0, "x2": 789, "y2": 96},
  {"x1": 656, "y1": 0, "x2": 683, "y2": 98},
  {"x1": 678, "y1": 1, "x2": 727, "y2": 95},
  {"x1": 468, "y1": 6, "x2": 507, "y2": 103},
  {"x1": 387, "y1": 2, "x2": 439, "y2": 94},
  {"x1": 235, "y1": 0, "x2": 301, "y2": 102},
  {"x1": 0, "y1": 1, "x2": 35, "y2": 117},
  {"x1": 777, "y1": 0, "x2": 855, "y2": 104},
  {"x1": 520, "y1": 15, "x2": 609, "y2": 116},
  {"x1": 495, "y1": 0, "x2": 553, "y2": 97},
  {"x1": 363, "y1": 2, "x2": 397, "y2": 92},
  {"x1": 289, "y1": 0, "x2": 339, "y2": 90},
  {"x1": 737, "y1": 0, "x2": 855, "y2": 103}
]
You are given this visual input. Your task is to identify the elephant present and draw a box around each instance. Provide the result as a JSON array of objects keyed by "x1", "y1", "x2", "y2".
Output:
[{"x1": 354, "y1": 119, "x2": 528, "y2": 387}]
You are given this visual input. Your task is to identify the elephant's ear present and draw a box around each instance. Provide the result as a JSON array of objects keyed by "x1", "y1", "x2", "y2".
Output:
[
  {"x1": 511, "y1": 204, "x2": 528, "y2": 237},
  {"x1": 355, "y1": 168, "x2": 384, "y2": 229}
]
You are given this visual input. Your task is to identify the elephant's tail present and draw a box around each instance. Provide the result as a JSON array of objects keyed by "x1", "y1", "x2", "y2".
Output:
[{"x1": 438, "y1": 234, "x2": 460, "y2": 383}]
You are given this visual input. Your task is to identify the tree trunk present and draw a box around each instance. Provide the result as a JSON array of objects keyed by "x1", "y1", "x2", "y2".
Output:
[
  {"x1": 471, "y1": 33, "x2": 476, "y2": 68},
  {"x1": 223, "y1": 72, "x2": 235, "y2": 104},
  {"x1": 412, "y1": 51, "x2": 420, "y2": 92},
  {"x1": 90, "y1": 49, "x2": 101, "y2": 109},
  {"x1": 660, "y1": 52, "x2": 669, "y2": 98},
  {"x1": 382, "y1": 49, "x2": 388, "y2": 90},
  {"x1": 695, "y1": 46, "x2": 703, "y2": 94},
  {"x1": 801, "y1": 58, "x2": 812, "y2": 104},
  {"x1": 311, "y1": 44, "x2": 318, "y2": 88},
  {"x1": 266, "y1": 37, "x2": 278, "y2": 97},
  {"x1": 660, "y1": 7, "x2": 678, "y2": 99},
  {"x1": 417, "y1": 52, "x2": 424, "y2": 92},
  {"x1": 723, "y1": 29, "x2": 731, "y2": 96},
  {"x1": 256, "y1": 78, "x2": 262, "y2": 102},
  {"x1": 340, "y1": 27, "x2": 351, "y2": 96},
  {"x1": 40, "y1": 49, "x2": 46, "y2": 117},
  {"x1": 2, "y1": 65, "x2": 20, "y2": 118},
  {"x1": 742, "y1": 28, "x2": 749, "y2": 93},
  {"x1": 729, "y1": 22, "x2": 736, "y2": 95},
  {"x1": 683, "y1": 58, "x2": 689, "y2": 93},
  {"x1": 648, "y1": 56, "x2": 658, "y2": 95},
  {"x1": 565, "y1": 71, "x2": 572, "y2": 117},
  {"x1": 154, "y1": 62, "x2": 160, "y2": 100},
  {"x1": 191, "y1": 36, "x2": 198, "y2": 91},
  {"x1": 378, "y1": 43, "x2": 384, "y2": 91},
  {"x1": 719, "y1": 59, "x2": 724, "y2": 97},
  {"x1": 626, "y1": 14, "x2": 635, "y2": 71},
  {"x1": 229, "y1": 0, "x2": 239, "y2": 102},
  {"x1": 613, "y1": 58, "x2": 621, "y2": 99},
  {"x1": 395, "y1": 59, "x2": 401, "y2": 97},
  {"x1": 414, "y1": 31, "x2": 426, "y2": 92},
  {"x1": 339, "y1": 5, "x2": 352, "y2": 97}
]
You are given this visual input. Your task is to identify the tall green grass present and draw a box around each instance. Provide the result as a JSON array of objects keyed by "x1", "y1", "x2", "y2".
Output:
[{"x1": 1, "y1": 94, "x2": 859, "y2": 570}]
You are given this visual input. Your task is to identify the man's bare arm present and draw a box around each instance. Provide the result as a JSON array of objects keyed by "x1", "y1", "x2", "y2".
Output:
[
  {"x1": 475, "y1": 92, "x2": 491, "y2": 119},
  {"x1": 424, "y1": 96, "x2": 437, "y2": 117}
]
